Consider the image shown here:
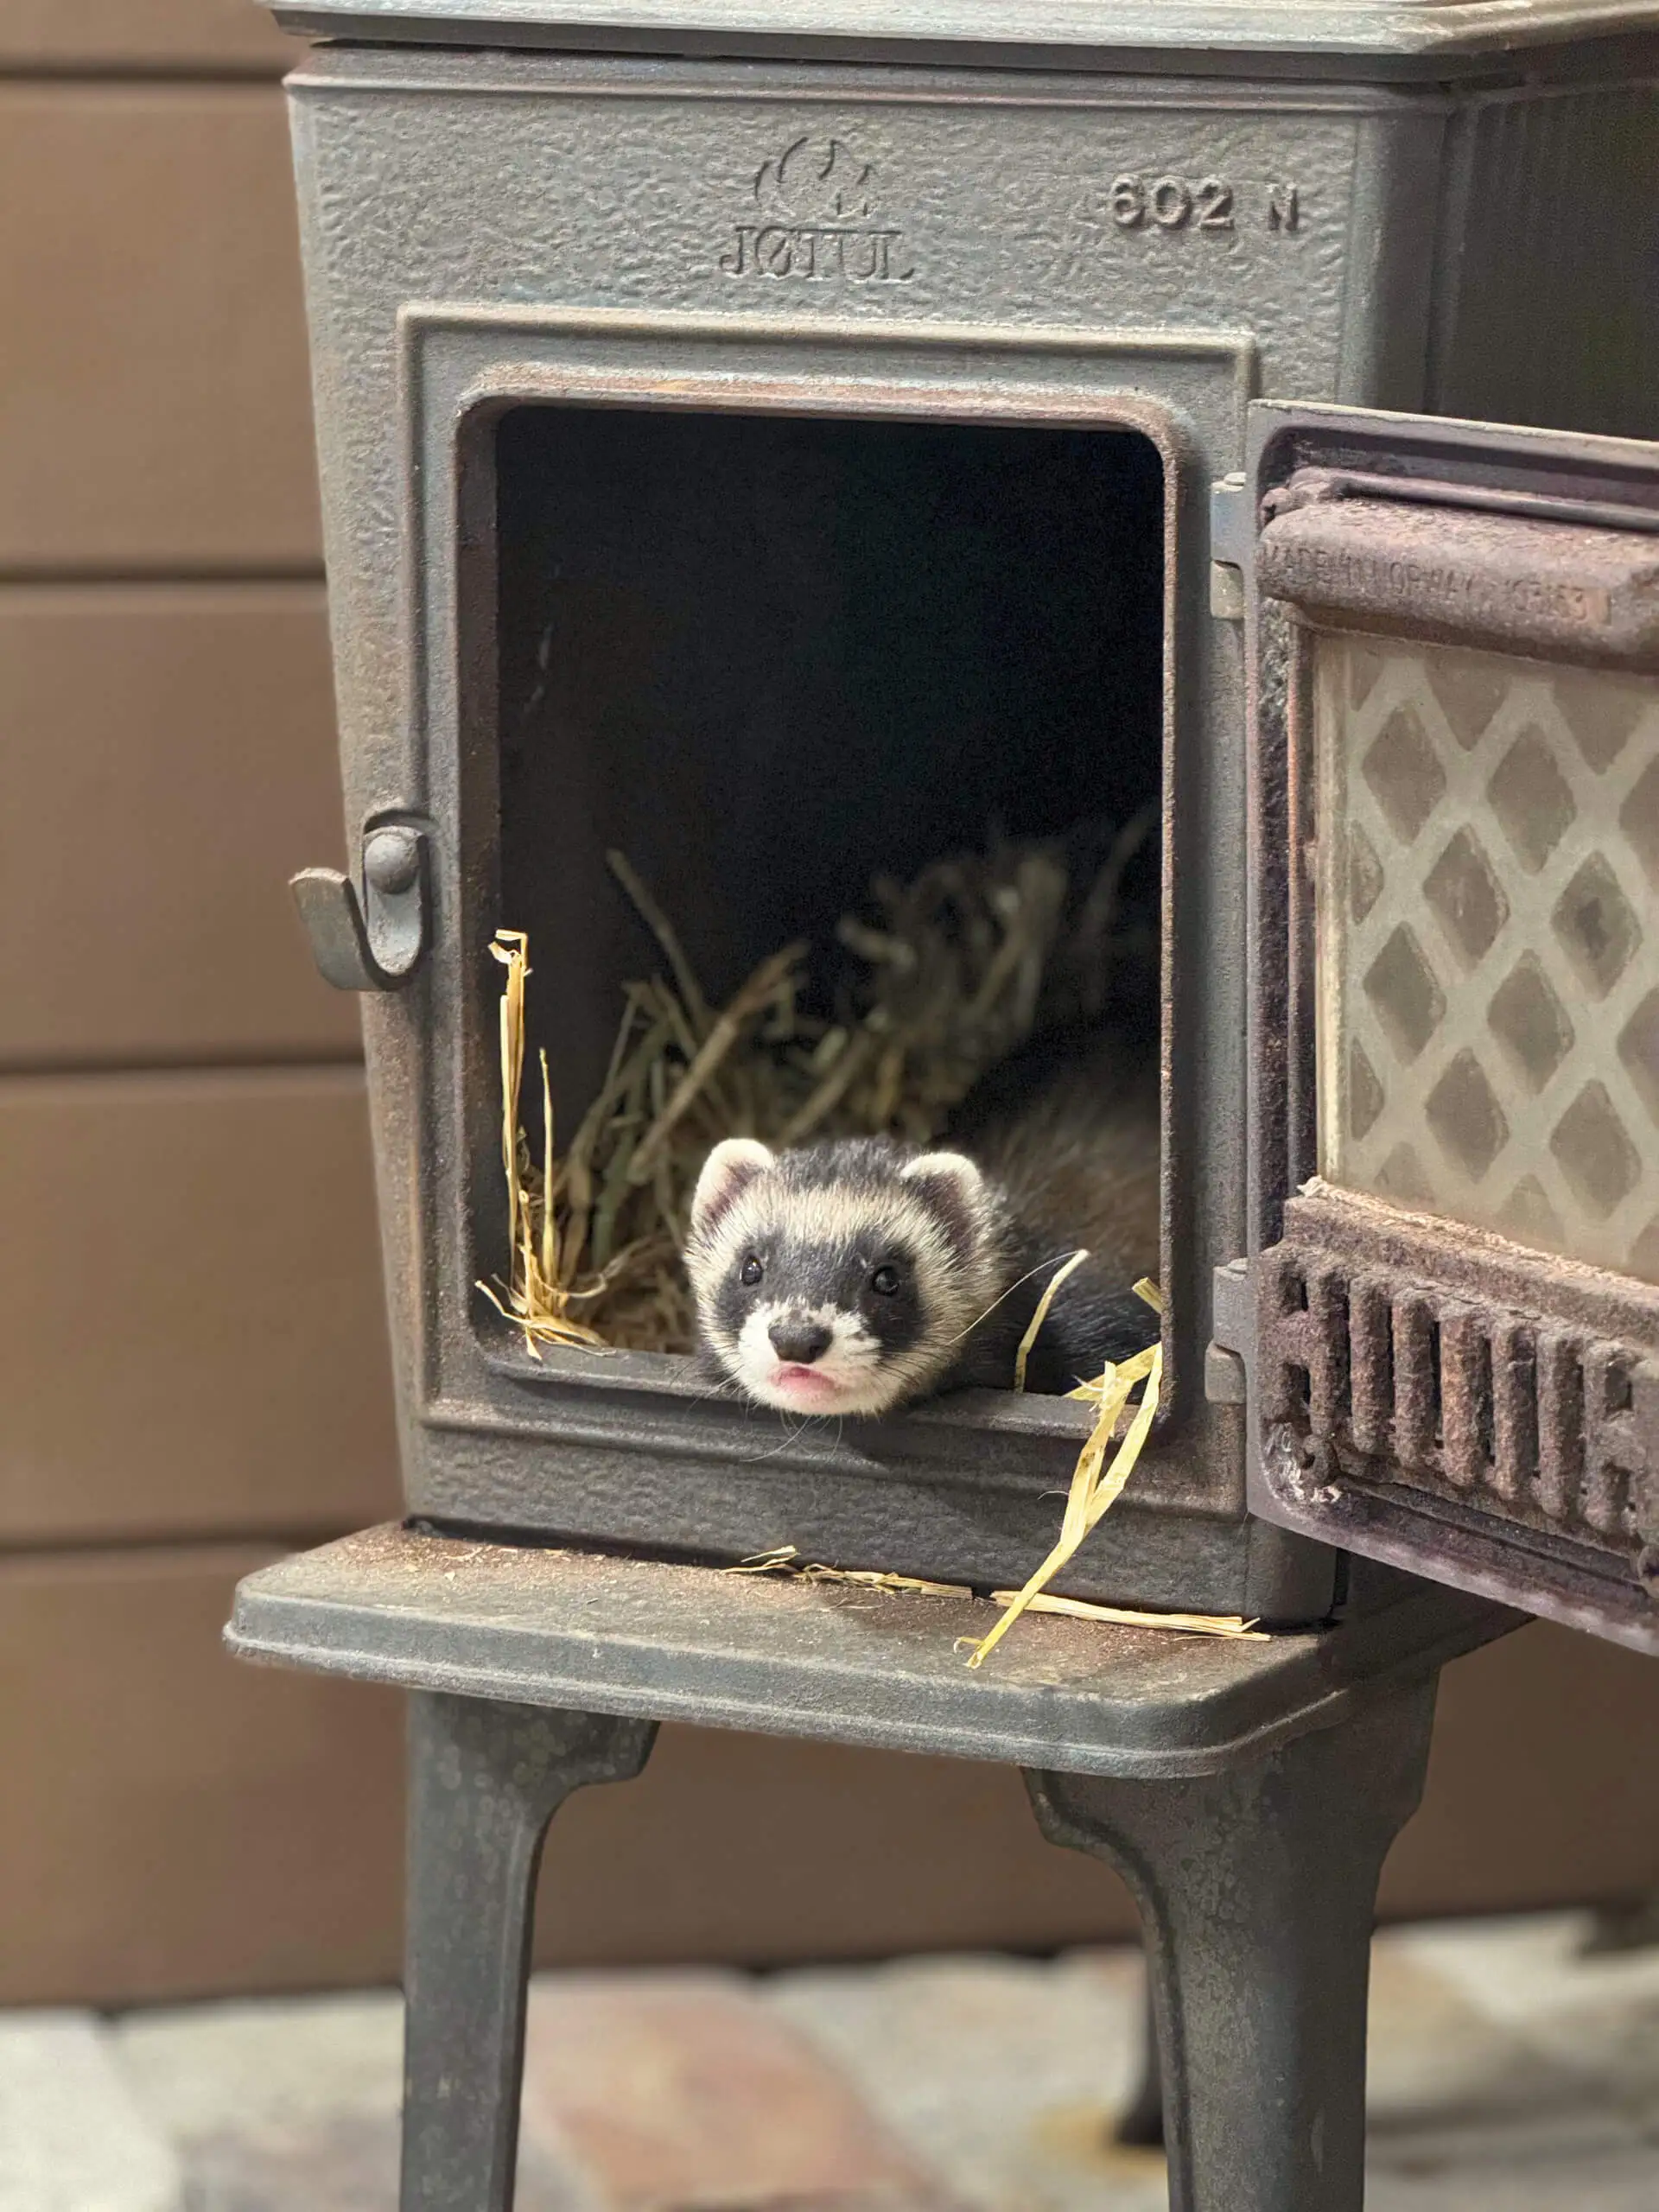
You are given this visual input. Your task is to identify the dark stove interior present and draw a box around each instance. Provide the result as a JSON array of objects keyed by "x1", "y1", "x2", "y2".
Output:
[{"x1": 493, "y1": 404, "x2": 1166, "y2": 1146}]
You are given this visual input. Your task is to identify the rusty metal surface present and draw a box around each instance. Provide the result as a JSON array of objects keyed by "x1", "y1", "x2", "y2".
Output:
[
  {"x1": 1259, "y1": 490, "x2": 1659, "y2": 668},
  {"x1": 1260, "y1": 1188, "x2": 1659, "y2": 1586},
  {"x1": 224, "y1": 1522, "x2": 1520, "y2": 1777},
  {"x1": 1243, "y1": 406, "x2": 1659, "y2": 1650}
]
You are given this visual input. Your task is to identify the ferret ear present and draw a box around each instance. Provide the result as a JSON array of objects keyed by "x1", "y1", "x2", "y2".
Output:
[
  {"x1": 900, "y1": 1150, "x2": 986, "y2": 1255},
  {"x1": 690, "y1": 1137, "x2": 775, "y2": 1237}
]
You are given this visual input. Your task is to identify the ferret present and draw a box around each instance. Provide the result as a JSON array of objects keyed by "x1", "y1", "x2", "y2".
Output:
[{"x1": 684, "y1": 1035, "x2": 1160, "y2": 1418}]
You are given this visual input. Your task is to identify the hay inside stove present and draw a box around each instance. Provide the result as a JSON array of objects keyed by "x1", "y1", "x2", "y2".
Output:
[{"x1": 481, "y1": 818, "x2": 1159, "y2": 1361}]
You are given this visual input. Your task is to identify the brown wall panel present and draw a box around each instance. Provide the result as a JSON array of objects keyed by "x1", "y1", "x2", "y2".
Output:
[
  {"x1": 1, "y1": 2, "x2": 295, "y2": 71},
  {"x1": 5, "y1": 1558, "x2": 1658, "y2": 2008},
  {"x1": 0, "y1": 1547, "x2": 407, "y2": 2008},
  {"x1": 1382, "y1": 1618, "x2": 1659, "y2": 1918},
  {"x1": 0, "y1": 1068, "x2": 399, "y2": 1543},
  {"x1": 0, "y1": 86, "x2": 320, "y2": 572},
  {"x1": 537, "y1": 1727, "x2": 1139, "y2": 1970},
  {"x1": 0, "y1": 584, "x2": 359, "y2": 1067}
]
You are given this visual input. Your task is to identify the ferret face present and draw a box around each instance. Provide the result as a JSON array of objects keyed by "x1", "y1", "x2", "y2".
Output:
[{"x1": 684, "y1": 1137, "x2": 1001, "y2": 1418}]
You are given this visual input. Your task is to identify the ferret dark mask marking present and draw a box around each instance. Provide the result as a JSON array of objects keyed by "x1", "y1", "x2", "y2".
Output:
[
  {"x1": 686, "y1": 1136, "x2": 1000, "y2": 1416},
  {"x1": 711, "y1": 1232, "x2": 929, "y2": 1367},
  {"x1": 685, "y1": 1046, "x2": 1161, "y2": 1419}
]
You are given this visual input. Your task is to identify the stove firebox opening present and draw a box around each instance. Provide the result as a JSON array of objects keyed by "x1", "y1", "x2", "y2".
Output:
[{"x1": 488, "y1": 404, "x2": 1166, "y2": 1408}]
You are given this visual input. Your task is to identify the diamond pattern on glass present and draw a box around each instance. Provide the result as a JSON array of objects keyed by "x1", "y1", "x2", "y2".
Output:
[
  {"x1": 1314, "y1": 634, "x2": 1659, "y2": 1282},
  {"x1": 1488, "y1": 729, "x2": 1578, "y2": 872},
  {"x1": 1425, "y1": 829, "x2": 1508, "y2": 968},
  {"x1": 1348, "y1": 1039, "x2": 1384, "y2": 1140},
  {"x1": 1618, "y1": 990, "x2": 1659, "y2": 1128},
  {"x1": 1348, "y1": 825, "x2": 1383, "y2": 924},
  {"x1": 1426, "y1": 1050, "x2": 1510, "y2": 1181},
  {"x1": 1427, "y1": 658, "x2": 1510, "y2": 747},
  {"x1": 1555, "y1": 665, "x2": 1648, "y2": 772},
  {"x1": 1497, "y1": 1175, "x2": 1563, "y2": 1249},
  {"x1": 1347, "y1": 640, "x2": 1386, "y2": 712},
  {"x1": 1363, "y1": 705, "x2": 1446, "y2": 842},
  {"x1": 1375, "y1": 1143, "x2": 1433, "y2": 1205},
  {"x1": 1551, "y1": 854, "x2": 1638, "y2": 1000},
  {"x1": 1487, "y1": 957, "x2": 1574, "y2": 1094},
  {"x1": 1363, "y1": 925, "x2": 1445, "y2": 1063},
  {"x1": 1620, "y1": 756, "x2": 1659, "y2": 889},
  {"x1": 1550, "y1": 1083, "x2": 1640, "y2": 1217}
]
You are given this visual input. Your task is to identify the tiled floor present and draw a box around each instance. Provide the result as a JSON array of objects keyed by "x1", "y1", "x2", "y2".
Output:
[{"x1": 3, "y1": 1915, "x2": 1657, "y2": 2210}]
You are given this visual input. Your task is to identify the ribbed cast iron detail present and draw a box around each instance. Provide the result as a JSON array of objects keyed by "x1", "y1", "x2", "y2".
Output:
[{"x1": 1259, "y1": 1243, "x2": 1658, "y2": 1563}]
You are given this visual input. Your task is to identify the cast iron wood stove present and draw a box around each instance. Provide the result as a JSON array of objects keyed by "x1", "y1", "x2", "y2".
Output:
[{"x1": 229, "y1": 3, "x2": 1659, "y2": 2207}]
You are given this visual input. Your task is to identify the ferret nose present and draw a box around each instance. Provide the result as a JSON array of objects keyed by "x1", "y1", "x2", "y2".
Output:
[{"x1": 769, "y1": 1320, "x2": 832, "y2": 1365}]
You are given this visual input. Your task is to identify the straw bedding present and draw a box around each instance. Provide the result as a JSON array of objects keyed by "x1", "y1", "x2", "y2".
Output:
[{"x1": 479, "y1": 817, "x2": 1156, "y2": 1360}]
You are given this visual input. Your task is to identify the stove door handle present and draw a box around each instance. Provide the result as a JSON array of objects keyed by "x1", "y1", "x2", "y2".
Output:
[{"x1": 290, "y1": 822, "x2": 429, "y2": 991}]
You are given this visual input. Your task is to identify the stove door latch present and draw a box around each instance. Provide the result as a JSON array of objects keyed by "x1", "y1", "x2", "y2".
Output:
[
  {"x1": 1205, "y1": 1255, "x2": 1252, "y2": 1404},
  {"x1": 1209, "y1": 474, "x2": 1250, "y2": 621},
  {"x1": 290, "y1": 818, "x2": 430, "y2": 992}
]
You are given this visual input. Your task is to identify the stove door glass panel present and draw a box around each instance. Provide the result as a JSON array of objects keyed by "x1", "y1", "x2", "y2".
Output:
[{"x1": 1313, "y1": 632, "x2": 1659, "y2": 1281}]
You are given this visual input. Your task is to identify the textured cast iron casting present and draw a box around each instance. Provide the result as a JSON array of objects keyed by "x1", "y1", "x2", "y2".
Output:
[
  {"x1": 1243, "y1": 407, "x2": 1659, "y2": 1651},
  {"x1": 1262, "y1": 1198, "x2": 1659, "y2": 1611},
  {"x1": 270, "y1": 16, "x2": 1659, "y2": 1630},
  {"x1": 226, "y1": 1521, "x2": 1516, "y2": 1770}
]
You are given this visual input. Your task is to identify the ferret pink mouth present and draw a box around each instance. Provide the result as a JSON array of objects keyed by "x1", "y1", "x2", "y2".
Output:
[{"x1": 771, "y1": 1365, "x2": 842, "y2": 1403}]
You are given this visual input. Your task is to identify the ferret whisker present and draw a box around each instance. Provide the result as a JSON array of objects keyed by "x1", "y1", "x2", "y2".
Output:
[
  {"x1": 680, "y1": 1370, "x2": 743, "y2": 1408},
  {"x1": 734, "y1": 1427, "x2": 795, "y2": 1465},
  {"x1": 943, "y1": 1249, "x2": 1088, "y2": 1348},
  {"x1": 736, "y1": 1408, "x2": 837, "y2": 1465}
]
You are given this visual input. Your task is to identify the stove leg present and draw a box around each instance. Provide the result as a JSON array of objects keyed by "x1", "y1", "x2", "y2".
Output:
[
  {"x1": 1027, "y1": 1676, "x2": 1438, "y2": 2212},
  {"x1": 1116, "y1": 1972, "x2": 1165, "y2": 2148},
  {"x1": 400, "y1": 1694, "x2": 657, "y2": 2212}
]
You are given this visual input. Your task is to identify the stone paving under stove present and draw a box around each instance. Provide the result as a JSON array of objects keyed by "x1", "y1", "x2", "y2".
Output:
[{"x1": 3, "y1": 1913, "x2": 1657, "y2": 2211}]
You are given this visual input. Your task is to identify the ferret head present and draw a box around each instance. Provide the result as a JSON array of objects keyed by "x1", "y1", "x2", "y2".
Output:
[{"x1": 684, "y1": 1135, "x2": 1006, "y2": 1417}]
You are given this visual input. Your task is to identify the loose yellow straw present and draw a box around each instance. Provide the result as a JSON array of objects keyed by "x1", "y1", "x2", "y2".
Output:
[
  {"x1": 967, "y1": 1279, "x2": 1164, "y2": 1667},
  {"x1": 1013, "y1": 1249, "x2": 1091, "y2": 1392}
]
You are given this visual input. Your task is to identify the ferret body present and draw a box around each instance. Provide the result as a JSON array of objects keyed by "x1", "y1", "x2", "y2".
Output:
[{"x1": 684, "y1": 1036, "x2": 1159, "y2": 1418}]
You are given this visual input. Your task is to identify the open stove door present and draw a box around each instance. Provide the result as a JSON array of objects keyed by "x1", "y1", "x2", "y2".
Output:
[{"x1": 1226, "y1": 402, "x2": 1659, "y2": 1654}]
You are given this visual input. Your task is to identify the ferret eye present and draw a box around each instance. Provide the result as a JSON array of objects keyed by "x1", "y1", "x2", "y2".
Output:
[
  {"x1": 739, "y1": 1255, "x2": 764, "y2": 1287},
  {"x1": 871, "y1": 1264, "x2": 901, "y2": 1296}
]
